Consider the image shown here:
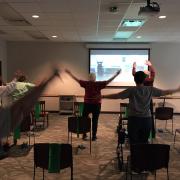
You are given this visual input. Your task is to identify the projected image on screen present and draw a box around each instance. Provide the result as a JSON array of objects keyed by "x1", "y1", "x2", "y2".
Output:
[{"x1": 90, "y1": 49, "x2": 149, "y2": 86}]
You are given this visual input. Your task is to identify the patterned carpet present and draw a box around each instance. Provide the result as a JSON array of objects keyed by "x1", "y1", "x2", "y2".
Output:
[{"x1": 0, "y1": 113, "x2": 180, "y2": 180}]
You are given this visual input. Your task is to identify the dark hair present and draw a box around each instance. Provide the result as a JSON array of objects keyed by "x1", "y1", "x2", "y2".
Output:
[
  {"x1": 17, "y1": 75, "x2": 26, "y2": 82},
  {"x1": 134, "y1": 71, "x2": 146, "y2": 84}
]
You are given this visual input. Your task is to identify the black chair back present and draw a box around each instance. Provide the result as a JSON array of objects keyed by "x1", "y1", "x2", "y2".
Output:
[
  {"x1": 128, "y1": 144, "x2": 170, "y2": 180},
  {"x1": 34, "y1": 143, "x2": 73, "y2": 180},
  {"x1": 34, "y1": 143, "x2": 49, "y2": 169},
  {"x1": 68, "y1": 116, "x2": 91, "y2": 134},
  {"x1": 155, "y1": 107, "x2": 174, "y2": 133},
  {"x1": 155, "y1": 107, "x2": 173, "y2": 120},
  {"x1": 68, "y1": 116, "x2": 92, "y2": 153},
  {"x1": 131, "y1": 144, "x2": 170, "y2": 172}
]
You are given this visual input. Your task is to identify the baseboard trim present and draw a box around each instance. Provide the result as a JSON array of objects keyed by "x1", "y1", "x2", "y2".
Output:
[
  {"x1": 100, "y1": 111, "x2": 180, "y2": 115},
  {"x1": 47, "y1": 111, "x2": 180, "y2": 115}
]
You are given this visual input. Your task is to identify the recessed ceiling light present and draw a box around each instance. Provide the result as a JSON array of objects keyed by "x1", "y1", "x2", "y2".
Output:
[
  {"x1": 32, "y1": 15, "x2": 39, "y2": 19},
  {"x1": 159, "y1": 15, "x2": 166, "y2": 19},
  {"x1": 122, "y1": 19, "x2": 145, "y2": 27},
  {"x1": 136, "y1": 36, "x2": 142, "y2": 39},
  {"x1": 114, "y1": 31, "x2": 134, "y2": 39},
  {"x1": 52, "y1": 35, "x2": 58, "y2": 38}
]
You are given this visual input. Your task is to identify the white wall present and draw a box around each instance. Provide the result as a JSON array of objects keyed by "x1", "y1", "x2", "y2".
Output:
[
  {"x1": 150, "y1": 43, "x2": 180, "y2": 88},
  {"x1": 6, "y1": 42, "x2": 180, "y2": 112},
  {"x1": 151, "y1": 42, "x2": 180, "y2": 113},
  {"x1": 0, "y1": 39, "x2": 7, "y2": 80},
  {"x1": 7, "y1": 42, "x2": 89, "y2": 111}
]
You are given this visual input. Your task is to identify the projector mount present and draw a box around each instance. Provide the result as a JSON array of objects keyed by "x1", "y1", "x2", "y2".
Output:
[
  {"x1": 147, "y1": 0, "x2": 160, "y2": 9},
  {"x1": 138, "y1": 0, "x2": 160, "y2": 15}
]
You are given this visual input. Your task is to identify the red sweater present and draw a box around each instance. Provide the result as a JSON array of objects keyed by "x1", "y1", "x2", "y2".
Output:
[{"x1": 79, "y1": 80, "x2": 107, "y2": 104}]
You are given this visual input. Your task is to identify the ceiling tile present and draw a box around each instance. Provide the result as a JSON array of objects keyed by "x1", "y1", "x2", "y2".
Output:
[
  {"x1": 0, "y1": 0, "x2": 179, "y2": 42},
  {"x1": 6, "y1": 0, "x2": 36, "y2": 2},
  {"x1": 8, "y1": 2, "x2": 41, "y2": 13},
  {"x1": 70, "y1": 0, "x2": 98, "y2": 12},
  {"x1": 37, "y1": 0, "x2": 71, "y2": 13}
]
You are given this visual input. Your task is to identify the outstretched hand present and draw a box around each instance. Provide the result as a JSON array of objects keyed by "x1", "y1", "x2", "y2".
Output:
[
  {"x1": 65, "y1": 69, "x2": 71, "y2": 74},
  {"x1": 145, "y1": 60, "x2": 152, "y2": 66},
  {"x1": 53, "y1": 68, "x2": 60, "y2": 77},
  {"x1": 42, "y1": 68, "x2": 61, "y2": 85},
  {"x1": 52, "y1": 68, "x2": 63, "y2": 82},
  {"x1": 133, "y1": 62, "x2": 136, "y2": 68},
  {"x1": 117, "y1": 69, "x2": 121, "y2": 75}
]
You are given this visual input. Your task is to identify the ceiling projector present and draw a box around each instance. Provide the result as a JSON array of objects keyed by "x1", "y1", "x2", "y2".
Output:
[{"x1": 138, "y1": 0, "x2": 160, "y2": 16}]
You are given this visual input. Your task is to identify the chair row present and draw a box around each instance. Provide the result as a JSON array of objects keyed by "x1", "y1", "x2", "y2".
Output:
[
  {"x1": 34, "y1": 143, "x2": 170, "y2": 180},
  {"x1": 34, "y1": 143, "x2": 73, "y2": 180},
  {"x1": 119, "y1": 103, "x2": 174, "y2": 133},
  {"x1": 33, "y1": 115, "x2": 92, "y2": 180}
]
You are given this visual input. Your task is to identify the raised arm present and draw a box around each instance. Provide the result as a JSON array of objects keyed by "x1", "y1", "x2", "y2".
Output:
[
  {"x1": 65, "y1": 69, "x2": 80, "y2": 83},
  {"x1": 106, "y1": 69, "x2": 121, "y2": 84},
  {"x1": 102, "y1": 92, "x2": 122, "y2": 99},
  {"x1": 146, "y1": 60, "x2": 155, "y2": 80},
  {"x1": 132, "y1": 62, "x2": 136, "y2": 76},
  {"x1": 161, "y1": 86, "x2": 180, "y2": 96},
  {"x1": 102, "y1": 88, "x2": 130, "y2": 99}
]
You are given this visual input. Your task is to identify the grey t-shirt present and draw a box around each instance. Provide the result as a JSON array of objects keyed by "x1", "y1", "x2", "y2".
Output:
[{"x1": 118, "y1": 86, "x2": 163, "y2": 117}]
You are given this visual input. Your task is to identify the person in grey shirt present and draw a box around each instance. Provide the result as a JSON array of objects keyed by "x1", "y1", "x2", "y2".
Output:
[{"x1": 102, "y1": 71, "x2": 180, "y2": 144}]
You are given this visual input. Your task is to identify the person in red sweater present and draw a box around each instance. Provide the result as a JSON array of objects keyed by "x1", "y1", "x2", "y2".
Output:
[
  {"x1": 132, "y1": 60, "x2": 155, "y2": 86},
  {"x1": 132, "y1": 60, "x2": 156, "y2": 138},
  {"x1": 66, "y1": 69, "x2": 121, "y2": 141}
]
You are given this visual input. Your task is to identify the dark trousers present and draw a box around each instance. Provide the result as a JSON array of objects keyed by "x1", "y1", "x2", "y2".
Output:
[
  {"x1": 128, "y1": 116, "x2": 152, "y2": 144},
  {"x1": 83, "y1": 103, "x2": 101, "y2": 137},
  {"x1": 150, "y1": 100, "x2": 155, "y2": 138}
]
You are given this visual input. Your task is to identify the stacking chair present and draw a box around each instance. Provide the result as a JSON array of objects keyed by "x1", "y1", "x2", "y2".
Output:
[
  {"x1": 127, "y1": 144, "x2": 170, "y2": 180},
  {"x1": 154, "y1": 107, "x2": 174, "y2": 134},
  {"x1": 32, "y1": 101, "x2": 49, "y2": 129},
  {"x1": 68, "y1": 116, "x2": 92, "y2": 153},
  {"x1": 174, "y1": 129, "x2": 180, "y2": 145},
  {"x1": 33, "y1": 143, "x2": 73, "y2": 180},
  {"x1": 12, "y1": 112, "x2": 32, "y2": 146},
  {"x1": 73, "y1": 102, "x2": 84, "y2": 116},
  {"x1": 119, "y1": 103, "x2": 129, "y2": 129},
  {"x1": 116, "y1": 103, "x2": 129, "y2": 169},
  {"x1": 39, "y1": 101, "x2": 49, "y2": 127},
  {"x1": 116, "y1": 128, "x2": 126, "y2": 170}
]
